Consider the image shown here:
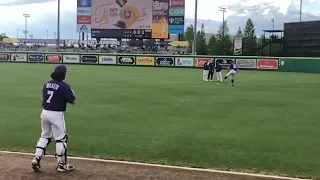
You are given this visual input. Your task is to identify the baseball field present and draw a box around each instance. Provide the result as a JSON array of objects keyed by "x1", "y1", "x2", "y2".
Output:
[{"x1": 0, "y1": 63, "x2": 319, "y2": 180}]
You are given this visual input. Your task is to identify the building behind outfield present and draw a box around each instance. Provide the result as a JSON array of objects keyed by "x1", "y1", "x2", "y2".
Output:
[{"x1": 283, "y1": 20, "x2": 320, "y2": 57}]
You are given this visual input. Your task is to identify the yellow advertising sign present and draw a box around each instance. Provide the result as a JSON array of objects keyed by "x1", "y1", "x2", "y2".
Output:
[
  {"x1": 169, "y1": 41, "x2": 189, "y2": 47},
  {"x1": 2, "y1": 38, "x2": 19, "y2": 44},
  {"x1": 152, "y1": 15, "x2": 168, "y2": 39},
  {"x1": 136, "y1": 56, "x2": 154, "y2": 65}
]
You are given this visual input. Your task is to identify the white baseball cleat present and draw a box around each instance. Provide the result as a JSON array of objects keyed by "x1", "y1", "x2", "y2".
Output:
[
  {"x1": 31, "y1": 157, "x2": 41, "y2": 171},
  {"x1": 57, "y1": 164, "x2": 74, "y2": 172}
]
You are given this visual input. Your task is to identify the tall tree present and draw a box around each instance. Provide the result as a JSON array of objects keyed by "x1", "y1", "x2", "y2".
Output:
[
  {"x1": 184, "y1": 24, "x2": 194, "y2": 43},
  {"x1": 236, "y1": 27, "x2": 243, "y2": 37},
  {"x1": 243, "y1": 18, "x2": 257, "y2": 55},
  {"x1": 207, "y1": 34, "x2": 218, "y2": 55},
  {"x1": 216, "y1": 20, "x2": 233, "y2": 55},
  {"x1": 196, "y1": 23, "x2": 207, "y2": 55},
  {"x1": 184, "y1": 25, "x2": 194, "y2": 53}
]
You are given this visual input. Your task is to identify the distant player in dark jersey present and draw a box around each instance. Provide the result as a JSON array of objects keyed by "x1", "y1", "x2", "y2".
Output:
[
  {"x1": 224, "y1": 61, "x2": 238, "y2": 86},
  {"x1": 215, "y1": 62, "x2": 223, "y2": 83},
  {"x1": 202, "y1": 60, "x2": 209, "y2": 81},
  {"x1": 32, "y1": 64, "x2": 76, "y2": 172},
  {"x1": 207, "y1": 61, "x2": 214, "y2": 81}
]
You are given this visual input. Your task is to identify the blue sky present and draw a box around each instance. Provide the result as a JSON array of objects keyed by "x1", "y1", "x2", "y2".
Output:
[{"x1": 1, "y1": 0, "x2": 320, "y2": 39}]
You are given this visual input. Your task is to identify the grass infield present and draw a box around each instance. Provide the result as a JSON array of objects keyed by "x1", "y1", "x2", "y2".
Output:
[{"x1": 0, "y1": 63, "x2": 319, "y2": 178}]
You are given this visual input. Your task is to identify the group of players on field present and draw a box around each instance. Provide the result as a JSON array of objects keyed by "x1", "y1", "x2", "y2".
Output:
[{"x1": 202, "y1": 60, "x2": 238, "y2": 86}]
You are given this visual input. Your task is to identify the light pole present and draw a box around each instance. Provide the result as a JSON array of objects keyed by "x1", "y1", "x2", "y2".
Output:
[
  {"x1": 47, "y1": 30, "x2": 49, "y2": 40},
  {"x1": 54, "y1": 32, "x2": 57, "y2": 39},
  {"x1": 271, "y1": 18, "x2": 274, "y2": 30},
  {"x1": 192, "y1": 0, "x2": 198, "y2": 55},
  {"x1": 17, "y1": 29, "x2": 19, "y2": 39},
  {"x1": 299, "y1": 0, "x2": 302, "y2": 22},
  {"x1": 23, "y1": 14, "x2": 30, "y2": 41},
  {"x1": 219, "y1": 7, "x2": 227, "y2": 55},
  {"x1": 57, "y1": 0, "x2": 61, "y2": 48}
]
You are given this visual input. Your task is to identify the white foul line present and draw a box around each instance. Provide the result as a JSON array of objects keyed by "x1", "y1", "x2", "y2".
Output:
[{"x1": 0, "y1": 150, "x2": 310, "y2": 180}]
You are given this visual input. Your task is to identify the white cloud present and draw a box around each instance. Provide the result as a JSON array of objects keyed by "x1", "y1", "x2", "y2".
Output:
[{"x1": 1, "y1": 0, "x2": 320, "y2": 38}]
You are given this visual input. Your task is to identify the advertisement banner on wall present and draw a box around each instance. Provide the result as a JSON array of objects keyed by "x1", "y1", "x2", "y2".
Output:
[
  {"x1": 194, "y1": 58, "x2": 213, "y2": 67},
  {"x1": 0, "y1": 53, "x2": 10, "y2": 61},
  {"x1": 45, "y1": 54, "x2": 62, "y2": 63},
  {"x1": 156, "y1": 57, "x2": 174, "y2": 66},
  {"x1": 81, "y1": 55, "x2": 98, "y2": 63},
  {"x1": 99, "y1": 56, "x2": 116, "y2": 64},
  {"x1": 236, "y1": 59, "x2": 256, "y2": 68},
  {"x1": 63, "y1": 55, "x2": 80, "y2": 63},
  {"x1": 215, "y1": 58, "x2": 234, "y2": 66},
  {"x1": 117, "y1": 56, "x2": 135, "y2": 65},
  {"x1": 136, "y1": 57, "x2": 155, "y2": 65},
  {"x1": 257, "y1": 59, "x2": 278, "y2": 69},
  {"x1": 28, "y1": 54, "x2": 44, "y2": 62},
  {"x1": 175, "y1": 57, "x2": 193, "y2": 66},
  {"x1": 233, "y1": 37, "x2": 243, "y2": 55},
  {"x1": 11, "y1": 53, "x2": 27, "y2": 62}
]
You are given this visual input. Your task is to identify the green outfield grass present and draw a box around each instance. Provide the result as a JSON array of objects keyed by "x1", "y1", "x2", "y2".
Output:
[{"x1": 0, "y1": 63, "x2": 319, "y2": 178}]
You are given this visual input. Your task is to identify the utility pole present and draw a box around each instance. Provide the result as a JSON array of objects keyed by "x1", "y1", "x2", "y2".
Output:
[
  {"x1": 23, "y1": 14, "x2": 30, "y2": 41},
  {"x1": 299, "y1": 0, "x2": 302, "y2": 22},
  {"x1": 219, "y1": 7, "x2": 227, "y2": 55},
  {"x1": 57, "y1": 0, "x2": 61, "y2": 48},
  {"x1": 192, "y1": 0, "x2": 198, "y2": 55}
]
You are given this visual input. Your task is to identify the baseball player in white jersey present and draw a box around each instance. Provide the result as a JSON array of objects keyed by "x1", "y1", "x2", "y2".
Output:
[{"x1": 32, "y1": 64, "x2": 76, "y2": 172}]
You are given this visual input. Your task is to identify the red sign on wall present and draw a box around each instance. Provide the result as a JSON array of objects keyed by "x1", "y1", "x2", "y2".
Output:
[
  {"x1": 257, "y1": 59, "x2": 278, "y2": 69},
  {"x1": 46, "y1": 55, "x2": 61, "y2": 62},
  {"x1": 77, "y1": 15, "x2": 91, "y2": 24},
  {"x1": 194, "y1": 58, "x2": 213, "y2": 67},
  {"x1": 169, "y1": 0, "x2": 185, "y2": 7}
]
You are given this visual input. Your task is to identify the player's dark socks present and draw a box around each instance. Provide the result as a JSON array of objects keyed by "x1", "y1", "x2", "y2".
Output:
[
  {"x1": 224, "y1": 76, "x2": 227, "y2": 79},
  {"x1": 231, "y1": 79, "x2": 234, "y2": 85}
]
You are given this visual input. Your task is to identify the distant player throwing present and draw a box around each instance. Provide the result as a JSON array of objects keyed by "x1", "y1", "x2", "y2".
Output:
[
  {"x1": 32, "y1": 64, "x2": 76, "y2": 172},
  {"x1": 224, "y1": 61, "x2": 238, "y2": 86}
]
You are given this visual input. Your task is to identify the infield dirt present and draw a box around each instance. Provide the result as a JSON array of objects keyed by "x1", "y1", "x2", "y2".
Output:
[{"x1": 0, "y1": 153, "x2": 300, "y2": 180}]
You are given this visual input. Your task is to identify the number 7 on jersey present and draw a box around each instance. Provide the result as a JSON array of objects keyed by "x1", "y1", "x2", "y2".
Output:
[{"x1": 46, "y1": 90, "x2": 54, "y2": 103}]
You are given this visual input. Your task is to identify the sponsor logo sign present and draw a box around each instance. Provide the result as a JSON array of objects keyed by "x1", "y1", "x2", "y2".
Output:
[
  {"x1": 168, "y1": 25, "x2": 184, "y2": 34},
  {"x1": 257, "y1": 59, "x2": 278, "y2": 69},
  {"x1": 11, "y1": 53, "x2": 27, "y2": 62},
  {"x1": 236, "y1": 59, "x2": 256, "y2": 68},
  {"x1": 175, "y1": 57, "x2": 193, "y2": 66},
  {"x1": 215, "y1": 58, "x2": 234, "y2": 66},
  {"x1": 136, "y1": 57, "x2": 154, "y2": 65},
  {"x1": 117, "y1": 56, "x2": 135, "y2": 65},
  {"x1": 156, "y1": 57, "x2": 174, "y2": 66},
  {"x1": 194, "y1": 58, "x2": 213, "y2": 67},
  {"x1": 99, "y1": 56, "x2": 117, "y2": 64},
  {"x1": 169, "y1": 0, "x2": 185, "y2": 7},
  {"x1": 77, "y1": 0, "x2": 91, "y2": 7},
  {"x1": 169, "y1": 7, "x2": 184, "y2": 16},
  {"x1": 28, "y1": 54, "x2": 44, "y2": 62},
  {"x1": 168, "y1": 16, "x2": 184, "y2": 25},
  {"x1": 81, "y1": 55, "x2": 98, "y2": 63},
  {"x1": 77, "y1": 24, "x2": 91, "y2": 33},
  {"x1": 45, "y1": 54, "x2": 62, "y2": 63},
  {"x1": 63, "y1": 55, "x2": 80, "y2": 63},
  {"x1": 77, "y1": 15, "x2": 91, "y2": 24},
  {"x1": 77, "y1": 7, "x2": 91, "y2": 15},
  {"x1": 0, "y1": 53, "x2": 10, "y2": 61}
]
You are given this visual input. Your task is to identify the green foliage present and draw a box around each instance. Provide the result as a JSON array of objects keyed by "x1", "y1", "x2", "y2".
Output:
[
  {"x1": 216, "y1": 20, "x2": 233, "y2": 55},
  {"x1": 236, "y1": 27, "x2": 243, "y2": 37},
  {"x1": 207, "y1": 34, "x2": 218, "y2": 55},
  {"x1": 243, "y1": 18, "x2": 257, "y2": 55},
  {"x1": 196, "y1": 23, "x2": 208, "y2": 55},
  {"x1": 0, "y1": 33, "x2": 8, "y2": 41}
]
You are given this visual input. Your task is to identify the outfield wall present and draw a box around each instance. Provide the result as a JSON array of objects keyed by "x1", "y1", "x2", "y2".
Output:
[{"x1": 0, "y1": 51, "x2": 320, "y2": 73}]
